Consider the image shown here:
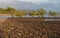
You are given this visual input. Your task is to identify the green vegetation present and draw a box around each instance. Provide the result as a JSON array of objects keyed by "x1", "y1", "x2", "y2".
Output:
[
  {"x1": 0, "y1": 7, "x2": 59, "y2": 17},
  {"x1": 5, "y1": 7, "x2": 17, "y2": 17},
  {"x1": 0, "y1": 8, "x2": 5, "y2": 14},
  {"x1": 29, "y1": 11, "x2": 38, "y2": 16},
  {"x1": 0, "y1": 7, "x2": 59, "y2": 38},
  {"x1": 37, "y1": 8, "x2": 46, "y2": 17},
  {"x1": 15, "y1": 11, "x2": 26, "y2": 16},
  {"x1": 49, "y1": 10, "x2": 58, "y2": 17}
]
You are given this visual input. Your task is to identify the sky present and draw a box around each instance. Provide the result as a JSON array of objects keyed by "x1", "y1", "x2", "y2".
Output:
[{"x1": 0, "y1": 0, "x2": 60, "y2": 11}]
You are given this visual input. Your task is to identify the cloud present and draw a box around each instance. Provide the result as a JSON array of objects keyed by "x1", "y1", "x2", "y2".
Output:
[
  {"x1": 0, "y1": 0, "x2": 49, "y2": 4},
  {"x1": 0, "y1": 0, "x2": 60, "y2": 12},
  {"x1": 0, "y1": 0, "x2": 59, "y2": 4},
  {"x1": 18, "y1": 0, "x2": 48, "y2": 3},
  {"x1": 0, "y1": 0, "x2": 16, "y2": 4}
]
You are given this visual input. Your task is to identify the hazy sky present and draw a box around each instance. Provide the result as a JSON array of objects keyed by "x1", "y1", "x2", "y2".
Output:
[
  {"x1": 0, "y1": 0, "x2": 60, "y2": 11},
  {"x1": 0, "y1": 0, "x2": 58, "y2": 3}
]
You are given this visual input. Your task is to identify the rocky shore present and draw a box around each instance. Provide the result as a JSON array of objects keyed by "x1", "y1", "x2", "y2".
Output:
[{"x1": 0, "y1": 18, "x2": 60, "y2": 38}]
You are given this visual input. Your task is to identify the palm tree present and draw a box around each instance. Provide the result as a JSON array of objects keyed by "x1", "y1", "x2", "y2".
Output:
[
  {"x1": 37, "y1": 8, "x2": 46, "y2": 21},
  {"x1": 37, "y1": 8, "x2": 46, "y2": 17}
]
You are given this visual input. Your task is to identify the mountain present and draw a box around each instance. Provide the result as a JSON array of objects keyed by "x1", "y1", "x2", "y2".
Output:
[{"x1": 0, "y1": 1, "x2": 60, "y2": 12}]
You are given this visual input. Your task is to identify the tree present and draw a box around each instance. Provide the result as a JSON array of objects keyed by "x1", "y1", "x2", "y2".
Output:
[
  {"x1": 49, "y1": 11, "x2": 58, "y2": 17},
  {"x1": 0, "y1": 8, "x2": 5, "y2": 14},
  {"x1": 15, "y1": 11, "x2": 25, "y2": 16},
  {"x1": 6, "y1": 7, "x2": 17, "y2": 17},
  {"x1": 37, "y1": 8, "x2": 46, "y2": 17},
  {"x1": 29, "y1": 11, "x2": 38, "y2": 17},
  {"x1": 49, "y1": 11, "x2": 58, "y2": 20}
]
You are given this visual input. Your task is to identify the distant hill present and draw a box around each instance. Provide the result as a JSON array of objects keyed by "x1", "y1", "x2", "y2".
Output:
[{"x1": 0, "y1": 1, "x2": 60, "y2": 12}]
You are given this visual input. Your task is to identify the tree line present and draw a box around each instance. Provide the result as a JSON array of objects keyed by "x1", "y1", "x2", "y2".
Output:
[{"x1": 0, "y1": 7, "x2": 59, "y2": 17}]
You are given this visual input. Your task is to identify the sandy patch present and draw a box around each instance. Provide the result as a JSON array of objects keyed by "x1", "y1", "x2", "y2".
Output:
[{"x1": 0, "y1": 18, "x2": 7, "y2": 23}]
